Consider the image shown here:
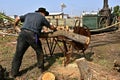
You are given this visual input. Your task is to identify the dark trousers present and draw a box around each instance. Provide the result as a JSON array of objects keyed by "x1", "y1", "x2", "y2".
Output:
[{"x1": 11, "y1": 29, "x2": 44, "y2": 76}]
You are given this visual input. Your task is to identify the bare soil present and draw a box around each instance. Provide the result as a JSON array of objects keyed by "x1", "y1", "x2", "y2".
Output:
[{"x1": 0, "y1": 29, "x2": 120, "y2": 80}]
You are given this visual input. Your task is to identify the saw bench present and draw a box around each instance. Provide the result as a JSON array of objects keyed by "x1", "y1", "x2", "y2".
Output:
[{"x1": 40, "y1": 25, "x2": 91, "y2": 66}]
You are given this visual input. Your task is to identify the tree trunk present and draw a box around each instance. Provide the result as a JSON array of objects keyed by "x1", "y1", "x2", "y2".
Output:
[
  {"x1": 40, "y1": 30, "x2": 90, "y2": 45},
  {"x1": 76, "y1": 58, "x2": 93, "y2": 80},
  {"x1": 0, "y1": 30, "x2": 90, "y2": 45}
]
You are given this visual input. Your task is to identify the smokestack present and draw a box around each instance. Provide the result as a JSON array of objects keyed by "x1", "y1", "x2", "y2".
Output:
[
  {"x1": 103, "y1": 0, "x2": 109, "y2": 9},
  {"x1": 99, "y1": 0, "x2": 111, "y2": 26}
]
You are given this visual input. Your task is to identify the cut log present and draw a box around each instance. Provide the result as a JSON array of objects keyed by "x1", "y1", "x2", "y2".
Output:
[
  {"x1": 40, "y1": 30, "x2": 90, "y2": 45},
  {"x1": 76, "y1": 58, "x2": 93, "y2": 80},
  {"x1": 38, "y1": 72, "x2": 55, "y2": 80},
  {"x1": 0, "y1": 30, "x2": 90, "y2": 45}
]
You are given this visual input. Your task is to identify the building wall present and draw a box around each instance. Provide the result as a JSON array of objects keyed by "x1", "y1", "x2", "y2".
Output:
[{"x1": 46, "y1": 14, "x2": 63, "y2": 19}]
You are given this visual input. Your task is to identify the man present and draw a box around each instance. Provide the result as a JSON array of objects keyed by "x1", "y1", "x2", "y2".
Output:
[{"x1": 11, "y1": 7, "x2": 56, "y2": 78}]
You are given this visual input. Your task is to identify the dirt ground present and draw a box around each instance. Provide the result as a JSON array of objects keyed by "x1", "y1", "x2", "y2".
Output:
[{"x1": 0, "y1": 28, "x2": 120, "y2": 80}]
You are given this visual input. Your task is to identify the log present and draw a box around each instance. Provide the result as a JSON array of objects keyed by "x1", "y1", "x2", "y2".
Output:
[
  {"x1": 38, "y1": 72, "x2": 55, "y2": 80},
  {"x1": 76, "y1": 58, "x2": 93, "y2": 80},
  {"x1": 41, "y1": 30, "x2": 90, "y2": 45},
  {"x1": 0, "y1": 30, "x2": 90, "y2": 45}
]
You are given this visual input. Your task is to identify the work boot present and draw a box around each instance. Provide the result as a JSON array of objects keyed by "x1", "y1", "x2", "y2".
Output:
[
  {"x1": 37, "y1": 53, "x2": 44, "y2": 70},
  {"x1": 9, "y1": 71, "x2": 18, "y2": 79},
  {"x1": 37, "y1": 60, "x2": 44, "y2": 72},
  {"x1": 9, "y1": 71, "x2": 19, "y2": 79}
]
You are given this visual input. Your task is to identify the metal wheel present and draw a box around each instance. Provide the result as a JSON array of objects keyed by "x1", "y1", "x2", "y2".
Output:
[{"x1": 99, "y1": 16, "x2": 110, "y2": 28}]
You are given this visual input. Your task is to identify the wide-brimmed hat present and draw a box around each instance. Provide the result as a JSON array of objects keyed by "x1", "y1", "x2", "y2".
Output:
[{"x1": 35, "y1": 7, "x2": 49, "y2": 16}]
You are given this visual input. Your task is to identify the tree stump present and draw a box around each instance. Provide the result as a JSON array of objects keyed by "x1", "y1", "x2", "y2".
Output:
[{"x1": 76, "y1": 58, "x2": 93, "y2": 80}]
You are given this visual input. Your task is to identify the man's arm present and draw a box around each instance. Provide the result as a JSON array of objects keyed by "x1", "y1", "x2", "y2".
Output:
[
  {"x1": 42, "y1": 17, "x2": 57, "y2": 32},
  {"x1": 14, "y1": 16, "x2": 21, "y2": 33}
]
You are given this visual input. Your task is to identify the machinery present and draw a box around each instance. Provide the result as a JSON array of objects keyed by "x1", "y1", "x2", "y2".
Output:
[{"x1": 82, "y1": 0, "x2": 119, "y2": 34}]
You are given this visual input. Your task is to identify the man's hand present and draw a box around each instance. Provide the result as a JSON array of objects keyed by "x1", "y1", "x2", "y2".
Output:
[
  {"x1": 15, "y1": 26, "x2": 21, "y2": 33},
  {"x1": 50, "y1": 25, "x2": 57, "y2": 32}
]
